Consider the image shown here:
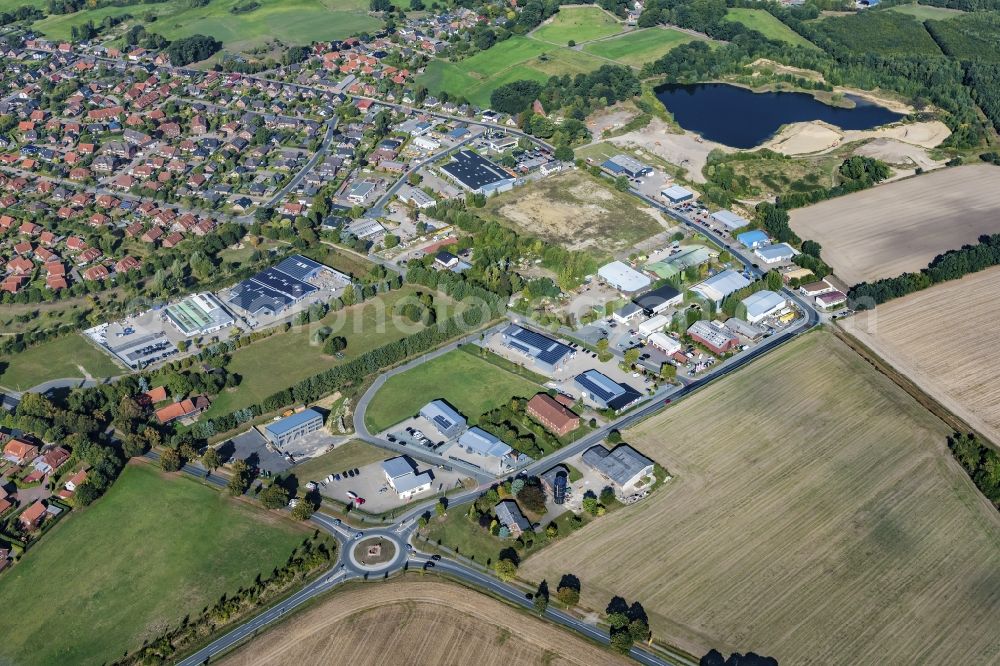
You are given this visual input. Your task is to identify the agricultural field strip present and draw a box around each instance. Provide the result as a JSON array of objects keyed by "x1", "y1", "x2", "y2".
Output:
[
  {"x1": 520, "y1": 331, "x2": 1000, "y2": 665},
  {"x1": 218, "y1": 579, "x2": 633, "y2": 666},
  {"x1": 787, "y1": 164, "x2": 1000, "y2": 285},
  {"x1": 839, "y1": 265, "x2": 1000, "y2": 446}
]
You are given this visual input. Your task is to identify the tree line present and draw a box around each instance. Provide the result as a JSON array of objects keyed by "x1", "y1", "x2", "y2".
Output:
[
  {"x1": 848, "y1": 233, "x2": 1000, "y2": 307},
  {"x1": 948, "y1": 432, "x2": 1000, "y2": 509}
]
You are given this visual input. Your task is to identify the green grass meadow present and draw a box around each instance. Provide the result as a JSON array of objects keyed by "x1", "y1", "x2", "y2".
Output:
[
  {"x1": 532, "y1": 6, "x2": 622, "y2": 44},
  {"x1": 203, "y1": 285, "x2": 456, "y2": 419},
  {"x1": 0, "y1": 334, "x2": 122, "y2": 391},
  {"x1": 0, "y1": 463, "x2": 306, "y2": 665},
  {"x1": 724, "y1": 8, "x2": 820, "y2": 49},
  {"x1": 30, "y1": 0, "x2": 379, "y2": 52},
  {"x1": 584, "y1": 27, "x2": 709, "y2": 66},
  {"x1": 888, "y1": 3, "x2": 965, "y2": 20},
  {"x1": 364, "y1": 348, "x2": 541, "y2": 433}
]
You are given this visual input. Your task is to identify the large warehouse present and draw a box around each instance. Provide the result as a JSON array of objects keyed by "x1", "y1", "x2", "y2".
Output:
[
  {"x1": 601, "y1": 153, "x2": 653, "y2": 178},
  {"x1": 164, "y1": 292, "x2": 235, "y2": 337},
  {"x1": 633, "y1": 283, "x2": 683, "y2": 315},
  {"x1": 690, "y1": 269, "x2": 752, "y2": 305},
  {"x1": 710, "y1": 210, "x2": 749, "y2": 231},
  {"x1": 499, "y1": 324, "x2": 575, "y2": 373},
  {"x1": 574, "y1": 369, "x2": 642, "y2": 412},
  {"x1": 228, "y1": 254, "x2": 336, "y2": 317},
  {"x1": 419, "y1": 399, "x2": 467, "y2": 438},
  {"x1": 598, "y1": 260, "x2": 651, "y2": 293},
  {"x1": 440, "y1": 150, "x2": 515, "y2": 195},
  {"x1": 741, "y1": 290, "x2": 787, "y2": 324}
]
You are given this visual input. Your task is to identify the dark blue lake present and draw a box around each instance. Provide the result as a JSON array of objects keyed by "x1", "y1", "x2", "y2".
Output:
[{"x1": 654, "y1": 83, "x2": 905, "y2": 149}]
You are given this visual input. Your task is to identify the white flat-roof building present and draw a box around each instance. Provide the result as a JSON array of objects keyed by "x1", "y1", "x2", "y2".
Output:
[
  {"x1": 164, "y1": 292, "x2": 235, "y2": 337},
  {"x1": 710, "y1": 210, "x2": 749, "y2": 231},
  {"x1": 741, "y1": 290, "x2": 787, "y2": 324},
  {"x1": 755, "y1": 243, "x2": 796, "y2": 264},
  {"x1": 648, "y1": 331, "x2": 681, "y2": 356},
  {"x1": 598, "y1": 261, "x2": 651, "y2": 293},
  {"x1": 661, "y1": 184, "x2": 695, "y2": 204},
  {"x1": 690, "y1": 269, "x2": 752, "y2": 305},
  {"x1": 638, "y1": 314, "x2": 669, "y2": 338}
]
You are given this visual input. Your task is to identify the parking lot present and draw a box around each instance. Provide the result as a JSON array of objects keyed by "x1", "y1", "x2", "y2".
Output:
[
  {"x1": 218, "y1": 429, "x2": 291, "y2": 475},
  {"x1": 313, "y1": 458, "x2": 466, "y2": 513}
]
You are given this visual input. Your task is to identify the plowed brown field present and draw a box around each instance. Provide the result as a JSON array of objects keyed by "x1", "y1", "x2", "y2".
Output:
[
  {"x1": 219, "y1": 578, "x2": 633, "y2": 666},
  {"x1": 520, "y1": 330, "x2": 1000, "y2": 664}
]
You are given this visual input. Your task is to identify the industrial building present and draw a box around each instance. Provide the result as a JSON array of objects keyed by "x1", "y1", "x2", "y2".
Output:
[
  {"x1": 346, "y1": 180, "x2": 376, "y2": 204},
  {"x1": 633, "y1": 283, "x2": 682, "y2": 315},
  {"x1": 263, "y1": 409, "x2": 323, "y2": 448},
  {"x1": 574, "y1": 369, "x2": 642, "y2": 412},
  {"x1": 397, "y1": 184, "x2": 436, "y2": 209},
  {"x1": 661, "y1": 184, "x2": 694, "y2": 204},
  {"x1": 612, "y1": 301, "x2": 644, "y2": 323},
  {"x1": 440, "y1": 150, "x2": 515, "y2": 195},
  {"x1": 800, "y1": 279, "x2": 834, "y2": 297},
  {"x1": 459, "y1": 427, "x2": 513, "y2": 459},
  {"x1": 228, "y1": 255, "x2": 342, "y2": 317},
  {"x1": 741, "y1": 290, "x2": 787, "y2": 324},
  {"x1": 601, "y1": 153, "x2": 653, "y2": 178},
  {"x1": 526, "y1": 393, "x2": 580, "y2": 437},
  {"x1": 690, "y1": 269, "x2": 752, "y2": 305},
  {"x1": 724, "y1": 317, "x2": 764, "y2": 341},
  {"x1": 710, "y1": 210, "x2": 749, "y2": 231},
  {"x1": 637, "y1": 314, "x2": 670, "y2": 338},
  {"x1": 648, "y1": 331, "x2": 681, "y2": 356},
  {"x1": 645, "y1": 245, "x2": 711, "y2": 280},
  {"x1": 382, "y1": 456, "x2": 432, "y2": 500},
  {"x1": 816, "y1": 290, "x2": 848, "y2": 309},
  {"x1": 164, "y1": 293, "x2": 235, "y2": 337},
  {"x1": 755, "y1": 243, "x2": 796, "y2": 264},
  {"x1": 499, "y1": 324, "x2": 574, "y2": 373},
  {"x1": 598, "y1": 260, "x2": 651, "y2": 293},
  {"x1": 688, "y1": 320, "x2": 740, "y2": 355},
  {"x1": 736, "y1": 230, "x2": 769, "y2": 249},
  {"x1": 582, "y1": 444, "x2": 654, "y2": 494},
  {"x1": 418, "y1": 400, "x2": 467, "y2": 438}
]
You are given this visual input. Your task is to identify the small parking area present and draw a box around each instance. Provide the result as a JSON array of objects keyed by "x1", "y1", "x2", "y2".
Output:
[
  {"x1": 219, "y1": 429, "x2": 290, "y2": 474},
  {"x1": 315, "y1": 458, "x2": 466, "y2": 513}
]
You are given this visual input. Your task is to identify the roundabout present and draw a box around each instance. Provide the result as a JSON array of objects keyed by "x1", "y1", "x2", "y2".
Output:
[{"x1": 344, "y1": 529, "x2": 408, "y2": 575}]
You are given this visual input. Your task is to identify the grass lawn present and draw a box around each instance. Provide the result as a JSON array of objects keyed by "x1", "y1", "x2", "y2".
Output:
[
  {"x1": 31, "y1": 0, "x2": 379, "y2": 52},
  {"x1": 364, "y1": 348, "x2": 542, "y2": 432},
  {"x1": 203, "y1": 285, "x2": 453, "y2": 419},
  {"x1": 416, "y1": 36, "x2": 607, "y2": 107},
  {"x1": 0, "y1": 334, "x2": 122, "y2": 391},
  {"x1": 888, "y1": 3, "x2": 965, "y2": 20},
  {"x1": 724, "y1": 9, "x2": 820, "y2": 49},
  {"x1": 584, "y1": 27, "x2": 709, "y2": 67},
  {"x1": 287, "y1": 440, "x2": 388, "y2": 483},
  {"x1": 0, "y1": 463, "x2": 307, "y2": 665},
  {"x1": 532, "y1": 6, "x2": 622, "y2": 45}
]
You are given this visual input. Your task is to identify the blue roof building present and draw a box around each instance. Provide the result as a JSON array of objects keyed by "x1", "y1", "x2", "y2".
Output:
[
  {"x1": 263, "y1": 409, "x2": 323, "y2": 448},
  {"x1": 499, "y1": 324, "x2": 574, "y2": 373},
  {"x1": 737, "y1": 230, "x2": 769, "y2": 249}
]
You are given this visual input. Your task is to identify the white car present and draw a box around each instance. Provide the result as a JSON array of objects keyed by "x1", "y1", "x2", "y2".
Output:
[
  {"x1": 413, "y1": 430, "x2": 424, "y2": 440},
  {"x1": 346, "y1": 490, "x2": 358, "y2": 500}
]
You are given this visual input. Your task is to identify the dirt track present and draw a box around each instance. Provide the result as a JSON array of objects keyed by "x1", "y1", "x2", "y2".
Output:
[{"x1": 219, "y1": 578, "x2": 632, "y2": 666}]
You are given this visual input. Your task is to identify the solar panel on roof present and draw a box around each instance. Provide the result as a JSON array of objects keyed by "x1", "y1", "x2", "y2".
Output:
[
  {"x1": 576, "y1": 373, "x2": 619, "y2": 403},
  {"x1": 433, "y1": 415, "x2": 453, "y2": 430},
  {"x1": 273, "y1": 255, "x2": 323, "y2": 282}
]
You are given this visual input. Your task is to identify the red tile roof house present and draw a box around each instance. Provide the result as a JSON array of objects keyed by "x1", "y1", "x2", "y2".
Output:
[
  {"x1": 19, "y1": 501, "x2": 47, "y2": 531},
  {"x1": 82, "y1": 265, "x2": 110, "y2": 281},
  {"x1": 154, "y1": 396, "x2": 210, "y2": 424},
  {"x1": 526, "y1": 393, "x2": 581, "y2": 437},
  {"x1": 3, "y1": 438, "x2": 39, "y2": 464},
  {"x1": 60, "y1": 469, "x2": 88, "y2": 498},
  {"x1": 33, "y1": 446, "x2": 70, "y2": 474}
]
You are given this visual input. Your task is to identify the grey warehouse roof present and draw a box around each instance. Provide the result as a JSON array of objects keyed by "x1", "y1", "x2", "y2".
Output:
[{"x1": 582, "y1": 444, "x2": 653, "y2": 487}]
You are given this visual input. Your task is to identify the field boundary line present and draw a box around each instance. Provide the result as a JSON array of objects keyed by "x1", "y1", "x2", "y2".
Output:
[{"x1": 832, "y1": 323, "x2": 999, "y2": 452}]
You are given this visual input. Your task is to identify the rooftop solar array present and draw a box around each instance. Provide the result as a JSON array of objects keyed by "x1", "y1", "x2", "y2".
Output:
[
  {"x1": 502, "y1": 324, "x2": 573, "y2": 366},
  {"x1": 441, "y1": 150, "x2": 512, "y2": 191},
  {"x1": 576, "y1": 370, "x2": 624, "y2": 403},
  {"x1": 228, "y1": 255, "x2": 324, "y2": 316}
]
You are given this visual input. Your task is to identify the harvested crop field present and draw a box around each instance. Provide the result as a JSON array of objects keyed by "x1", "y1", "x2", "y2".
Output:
[
  {"x1": 520, "y1": 330, "x2": 1000, "y2": 665},
  {"x1": 219, "y1": 578, "x2": 632, "y2": 666},
  {"x1": 482, "y1": 170, "x2": 665, "y2": 255},
  {"x1": 789, "y1": 164, "x2": 1000, "y2": 285},
  {"x1": 840, "y1": 265, "x2": 1000, "y2": 445}
]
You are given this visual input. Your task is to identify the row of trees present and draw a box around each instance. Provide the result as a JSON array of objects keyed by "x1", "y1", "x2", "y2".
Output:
[
  {"x1": 948, "y1": 432, "x2": 1000, "y2": 508},
  {"x1": 115, "y1": 535, "x2": 334, "y2": 664},
  {"x1": 848, "y1": 233, "x2": 1000, "y2": 307}
]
